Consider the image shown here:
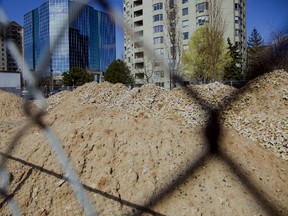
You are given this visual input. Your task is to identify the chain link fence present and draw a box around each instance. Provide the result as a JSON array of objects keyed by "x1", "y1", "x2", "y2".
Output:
[{"x1": 0, "y1": 0, "x2": 287, "y2": 215}]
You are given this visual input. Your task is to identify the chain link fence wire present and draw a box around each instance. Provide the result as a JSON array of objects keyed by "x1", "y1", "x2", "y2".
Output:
[{"x1": 0, "y1": 0, "x2": 287, "y2": 215}]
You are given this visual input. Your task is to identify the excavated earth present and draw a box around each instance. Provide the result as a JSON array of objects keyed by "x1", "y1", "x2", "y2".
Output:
[{"x1": 0, "y1": 70, "x2": 287, "y2": 215}]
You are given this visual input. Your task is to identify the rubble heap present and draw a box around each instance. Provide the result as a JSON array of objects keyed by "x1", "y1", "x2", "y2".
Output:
[
  {"x1": 0, "y1": 90, "x2": 25, "y2": 120},
  {"x1": 221, "y1": 70, "x2": 288, "y2": 160},
  {"x1": 0, "y1": 70, "x2": 287, "y2": 215},
  {"x1": 47, "y1": 71, "x2": 288, "y2": 160},
  {"x1": 47, "y1": 82, "x2": 236, "y2": 127}
]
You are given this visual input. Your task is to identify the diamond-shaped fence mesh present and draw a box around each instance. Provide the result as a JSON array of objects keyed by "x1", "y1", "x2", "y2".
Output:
[{"x1": 0, "y1": 0, "x2": 287, "y2": 216}]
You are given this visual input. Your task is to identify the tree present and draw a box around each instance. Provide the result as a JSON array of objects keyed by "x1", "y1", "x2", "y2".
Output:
[
  {"x1": 182, "y1": 0, "x2": 231, "y2": 82},
  {"x1": 135, "y1": 59, "x2": 156, "y2": 84},
  {"x1": 270, "y1": 29, "x2": 288, "y2": 71},
  {"x1": 247, "y1": 28, "x2": 264, "y2": 51},
  {"x1": 62, "y1": 67, "x2": 93, "y2": 87},
  {"x1": 183, "y1": 25, "x2": 231, "y2": 81},
  {"x1": 246, "y1": 28, "x2": 267, "y2": 79},
  {"x1": 224, "y1": 38, "x2": 243, "y2": 80},
  {"x1": 164, "y1": 0, "x2": 183, "y2": 89},
  {"x1": 104, "y1": 59, "x2": 134, "y2": 84}
]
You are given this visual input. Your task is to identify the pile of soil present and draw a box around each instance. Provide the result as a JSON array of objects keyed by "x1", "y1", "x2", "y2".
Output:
[
  {"x1": 0, "y1": 90, "x2": 25, "y2": 121},
  {"x1": 0, "y1": 70, "x2": 287, "y2": 215}
]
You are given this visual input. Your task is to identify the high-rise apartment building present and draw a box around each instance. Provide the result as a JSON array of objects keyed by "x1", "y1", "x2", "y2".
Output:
[
  {"x1": 124, "y1": 0, "x2": 246, "y2": 88},
  {"x1": 24, "y1": 0, "x2": 116, "y2": 79},
  {"x1": 0, "y1": 21, "x2": 23, "y2": 72}
]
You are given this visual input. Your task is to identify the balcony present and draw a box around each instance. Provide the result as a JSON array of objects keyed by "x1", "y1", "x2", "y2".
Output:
[
  {"x1": 133, "y1": 0, "x2": 143, "y2": 7},
  {"x1": 134, "y1": 20, "x2": 143, "y2": 28},
  {"x1": 135, "y1": 51, "x2": 144, "y2": 58},
  {"x1": 135, "y1": 72, "x2": 144, "y2": 79},
  {"x1": 134, "y1": 9, "x2": 143, "y2": 18},
  {"x1": 135, "y1": 62, "x2": 144, "y2": 69},
  {"x1": 134, "y1": 30, "x2": 144, "y2": 38}
]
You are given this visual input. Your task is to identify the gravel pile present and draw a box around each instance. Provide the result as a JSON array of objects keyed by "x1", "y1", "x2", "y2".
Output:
[
  {"x1": 48, "y1": 81, "x2": 236, "y2": 127},
  {"x1": 221, "y1": 70, "x2": 288, "y2": 160},
  {"x1": 46, "y1": 70, "x2": 288, "y2": 160}
]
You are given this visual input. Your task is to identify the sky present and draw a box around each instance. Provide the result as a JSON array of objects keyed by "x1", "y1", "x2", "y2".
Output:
[{"x1": 1, "y1": 0, "x2": 288, "y2": 57}]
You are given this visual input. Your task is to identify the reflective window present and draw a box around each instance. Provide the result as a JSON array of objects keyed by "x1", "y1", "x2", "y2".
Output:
[
  {"x1": 235, "y1": 29, "x2": 241, "y2": 36},
  {"x1": 182, "y1": 20, "x2": 189, "y2": 28},
  {"x1": 235, "y1": 3, "x2": 241, "y2": 11},
  {"x1": 182, "y1": 8, "x2": 188, "y2": 16},
  {"x1": 153, "y1": 14, "x2": 163, "y2": 22},
  {"x1": 196, "y1": 2, "x2": 208, "y2": 13},
  {"x1": 153, "y1": 3, "x2": 163, "y2": 11},
  {"x1": 183, "y1": 32, "x2": 189, "y2": 40},
  {"x1": 153, "y1": 36, "x2": 164, "y2": 44},
  {"x1": 196, "y1": 15, "x2": 209, "y2": 25},
  {"x1": 154, "y1": 71, "x2": 164, "y2": 78},
  {"x1": 24, "y1": 0, "x2": 116, "y2": 74},
  {"x1": 235, "y1": 16, "x2": 241, "y2": 24},
  {"x1": 153, "y1": 25, "x2": 164, "y2": 33},
  {"x1": 154, "y1": 48, "x2": 164, "y2": 55}
]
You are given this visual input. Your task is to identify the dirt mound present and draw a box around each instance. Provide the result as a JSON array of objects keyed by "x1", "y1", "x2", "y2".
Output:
[
  {"x1": 47, "y1": 81, "x2": 236, "y2": 127},
  {"x1": 0, "y1": 90, "x2": 25, "y2": 120},
  {"x1": 222, "y1": 70, "x2": 288, "y2": 160},
  {"x1": 0, "y1": 71, "x2": 287, "y2": 215}
]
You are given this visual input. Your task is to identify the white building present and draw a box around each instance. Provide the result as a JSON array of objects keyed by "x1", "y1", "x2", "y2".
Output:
[{"x1": 123, "y1": 0, "x2": 246, "y2": 88}]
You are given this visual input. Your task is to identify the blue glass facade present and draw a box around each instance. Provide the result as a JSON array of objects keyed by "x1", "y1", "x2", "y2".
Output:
[{"x1": 24, "y1": 0, "x2": 116, "y2": 76}]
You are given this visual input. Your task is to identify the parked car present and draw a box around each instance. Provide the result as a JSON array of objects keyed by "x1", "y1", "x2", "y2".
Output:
[{"x1": 21, "y1": 89, "x2": 34, "y2": 100}]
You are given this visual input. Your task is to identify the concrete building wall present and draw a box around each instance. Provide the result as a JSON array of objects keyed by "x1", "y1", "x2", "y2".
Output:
[
  {"x1": 0, "y1": 24, "x2": 7, "y2": 71},
  {"x1": 124, "y1": 0, "x2": 247, "y2": 88},
  {"x1": 0, "y1": 21, "x2": 23, "y2": 72},
  {"x1": 6, "y1": 22, "x2": 23, "y2": 72}
]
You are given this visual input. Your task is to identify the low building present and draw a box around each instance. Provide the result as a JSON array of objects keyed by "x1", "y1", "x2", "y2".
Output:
[{"x1": 0, "y1": 71, "x2": 22, "y2": 95}]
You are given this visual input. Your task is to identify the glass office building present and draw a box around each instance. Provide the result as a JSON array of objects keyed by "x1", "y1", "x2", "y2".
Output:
[{"x1": 24, "y1": 0, "x2": 116, "y2": 77}]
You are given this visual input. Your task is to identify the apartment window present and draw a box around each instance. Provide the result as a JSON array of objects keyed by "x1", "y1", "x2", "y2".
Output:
[
  {"x1": 154, "y1": 61, "x2": 163, "y2": 67},
  {"x1": 135, "y1": 51, "x2": 144, "y2": 58},
  {"x1": 134, "y1": 30, "x2": 143, "y2": 37},
  {"x1": 196, "y1": 15, "x2": 209, "y2": 25},
  {"x1": 135, "y1": 62, "x2": 144, "y2": 69},
  {"x1": 182, "y1": 0, "x2": 188, "y2": 3},
  {"x1": 154, "y1": 36, "x2": 164, "y2": 44},
  {"x1": 235, "y1": 29, "x2": 241, "y2": 36},
  {"x1": 134, "y1": 9, "x2": 143, "y2": 17},
  {"x1": 156, "y1": 82, "x2": 164, "y2": 87},
  {"x1": 153, "y1": 14, "x2": 163, "y2": 22},
  {"x1": 182, "y1": 20, "x2": 189, "y2": 28},
  {"x1": 182, "y1": 8, "x2": 188, "y2": 16},
  {"x1": 134, "y1": 20, "x2": 143, "y2": 27},
  {"x1": 153, "y1": 25, "x2": 164, "y2": 33},
  {"x1": 183, "y1": 32, "x2": 189, "y2": 40},
  {"x1": 154, "y1": 48, "x2": 164, "y2": 55},
  {"x1": 196, "y1": 2, "x2": 208, "y2": 13},
  {"x1": 235, "y1": 16, "x2": 241, "y2": 24},
  {"x1": 153, "y1": 3, "x2": 163, "y2": 11},
  {"x1": 154, "y1": 71, "x2": 164, "y2": 78},
  {"x1": 134, "y1": 41, "x2": 144, "y2": 48},
  {"x1": 235, "y1": 3, "x2": 241, "y2": 11},
  {"x1": 134, "y1": 0, "x2": 143, "y2": 7}
]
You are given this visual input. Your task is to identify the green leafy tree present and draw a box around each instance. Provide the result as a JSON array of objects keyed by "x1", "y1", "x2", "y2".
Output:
[
  {"x1": 62, "y1": 67, "x2": 93, "y2": 86},
  {"x1": 104, "y1": 59, "x2": 134, "y2": 84},
  {"x1": 182, "y1": 25, "x2": 231, "y2": 81},
  {"x1": 224, "y1": 38, "x2": 243, "y2": 80}
]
